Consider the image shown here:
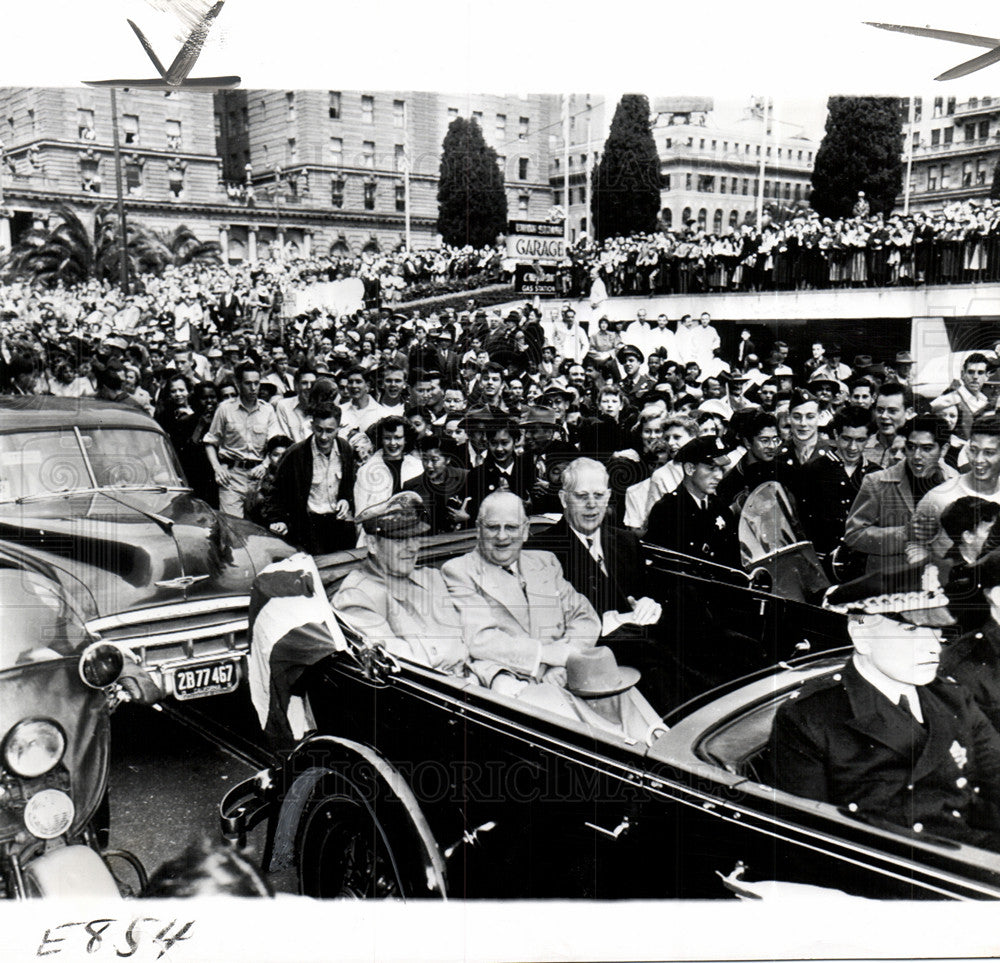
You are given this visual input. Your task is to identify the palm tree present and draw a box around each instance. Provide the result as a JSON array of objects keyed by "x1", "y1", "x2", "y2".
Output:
[
  {"x1": 151, "y1": 224, "x2": 221, "y2": 268},
  {"x1": 5, "y1": 208, "x2": 221, "y2": 286}
]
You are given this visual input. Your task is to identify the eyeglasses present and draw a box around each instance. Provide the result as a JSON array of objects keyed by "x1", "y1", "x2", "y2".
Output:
[{"x1": 565, "y1": 490, "x2": 611, "y2": 504}]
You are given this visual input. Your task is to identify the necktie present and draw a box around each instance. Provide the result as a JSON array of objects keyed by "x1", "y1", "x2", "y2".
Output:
[
  {"x1": 588, "y1": 535, "x2": 608, "y2": 576},
  {"x1": 506, "y1": 564, "x2": 527, "y2": 597},
  {"x1": 899, "y1": 693, "x2": 923, "y2": 726}
]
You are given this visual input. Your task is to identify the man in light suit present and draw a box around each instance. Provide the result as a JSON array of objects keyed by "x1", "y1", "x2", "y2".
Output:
[
  {"x1": 441, "y1": 491, "x2": 600, "y2": 694},
  {"x1": 844, "y1": 415, "x2": 957, "y2": 574}
]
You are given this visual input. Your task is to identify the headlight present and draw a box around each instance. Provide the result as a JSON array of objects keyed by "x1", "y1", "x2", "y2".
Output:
[
  {"x1": 79, "y1": 641, "x2": 125, "y2": 689},
  {"x1": 2, "y1": 719, "x2": 67, "y2": 779},
  {"x1": 23, "y1": 789, "x2": 75, "y2": 839}
]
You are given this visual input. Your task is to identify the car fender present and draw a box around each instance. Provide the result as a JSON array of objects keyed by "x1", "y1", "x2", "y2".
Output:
[{"x1": 271, "y1": 734, "x2": 447, "y2": 898}]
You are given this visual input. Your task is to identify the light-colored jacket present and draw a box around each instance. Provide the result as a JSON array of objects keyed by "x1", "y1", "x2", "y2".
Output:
[{"x1": 441, "y1": 549, "x2": 600, "y2": 679}]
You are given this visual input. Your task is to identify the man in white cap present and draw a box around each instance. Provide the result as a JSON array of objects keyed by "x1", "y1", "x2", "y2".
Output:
[{"x1": 771, "y1": 564, "x2": 1000, "y2": 850}]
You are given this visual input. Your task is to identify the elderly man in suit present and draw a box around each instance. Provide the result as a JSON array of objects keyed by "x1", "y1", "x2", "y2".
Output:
[
  {"x1": 528, "y1": 458, "x2": 670, "y2": 707},
  {"x1": 770, "y1": 564, "x2": 1000, "y2": 851},
  {"x1": 441, "y1": 491, "x2": 600, "y2": 695},
  {"x1": 844, "y1": 414, "x2": 957, "y2": 574}
]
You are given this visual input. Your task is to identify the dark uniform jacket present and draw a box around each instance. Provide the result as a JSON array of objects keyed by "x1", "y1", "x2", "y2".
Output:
[
  {"x1": 264, "y1": 435, "x2": 356, "y2": 551},
  {"x1": 716, "y1": 457, "x2": 779, "y2": 513},
  {"x1": 796, "y1": 451, "x2": 878, "y2": 555},
  {"x1": 942, "y1": 620, "x2": 1000, "y2": 735},
  {"x1": 770, "y1": 660, "x2": 1000, "y2": 848},
  {"x1": 465, "y1": 454, "x2": 536, "y2": 520},
  {"x1": 645, "y1": 484, "x2": 740, "y2": 568},
  {"x1": 403, "y1": 465, "x2": 469, "y2": 535}
]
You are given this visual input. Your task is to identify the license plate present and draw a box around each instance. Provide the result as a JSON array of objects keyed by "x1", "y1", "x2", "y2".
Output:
[{"x1": 171, "y1": 658, "x2": 241, "y2": 700}]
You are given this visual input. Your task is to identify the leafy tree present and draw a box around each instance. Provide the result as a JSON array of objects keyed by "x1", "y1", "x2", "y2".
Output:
[
  {"x1": 436, "y1": 117, "x2": 508, "y2": 247},
  {"x1": 811, "y1": 97, "x2": 903, "y2": 218},
  {"x1": 591, "y1": 94, "x2": 661, "y2": 241},
  {"x1": 991, "y1": 159, "x2": 1000, "y2": 201},
  {"x1": 6, "y1": 207, "x2": 220, "y2": 286}
]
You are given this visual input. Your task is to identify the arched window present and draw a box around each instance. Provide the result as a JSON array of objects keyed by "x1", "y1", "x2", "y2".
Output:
[
  {"x1": 330, "y1": 239, "x2": 350, "y2": 256},
  {"x1": 713, "y1": 209, "x2": 724, "y2": 233},
  {"x1": 662, "y1": 208, "x2": 673, "y2": 229},
  {"x1": 697, "y1": 208, "x2": 707, "y2": 229},
  {"x1": 362, "y1": 239, "x2": 380, "y2": 254},
  {"x1": 729, "y1": 210, "x2": 739, "y2": 229},
  {"x1": 682, "y1": 206, "x2": 692, "y2": 225}
]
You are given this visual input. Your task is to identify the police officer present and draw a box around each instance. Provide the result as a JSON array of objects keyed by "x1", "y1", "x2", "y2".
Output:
[
  {"x1": 645, "y1": 435, "x2": 740, "y2": 568},
  {"x1": 770, "y1": 564, "x2": 1000, "y2": 851}
]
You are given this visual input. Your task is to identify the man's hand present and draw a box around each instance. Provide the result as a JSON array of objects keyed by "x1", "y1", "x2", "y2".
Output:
[
  {"x1": 905, "y1": 543, "x2": 929, "y2": 565},
  {"x1": 269, "y1": 521, "x2": 289, "y2": 536},
  {"x1": 612, "y1": 448, "x2": 641, "y2": 462},
  {"x1": 542, "y1": 665, "x2": 567, "y2": 687},
  {"x1": 624, "y1": 595, "x2": 662, "y2": 626},
  {"x1": 449, "y1": 497, "x2": 471, "y2": 526},
  {"x1": 214, "y1": 466, "x2": 232, "y2": 487},
  {"x1": 491, "y1": 672, "x2": 529, "y2": 698},
  {"x1": 335, "y1": 499, "x2": 351, "y2": 520},
  {"x1": 249, "y1": 462, "x2": 267, "y2": 480},
  {"x1": 540, "y1": 639, "x2": 572, "y2": 667}
]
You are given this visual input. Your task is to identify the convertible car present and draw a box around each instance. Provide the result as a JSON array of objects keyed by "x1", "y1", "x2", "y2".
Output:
[
  {"x1": 220, "y1": 528, "x2": 1000, "y2": 900},
  {"x1": 0, "y1": 397, "x2": 293, "y2": 702}
]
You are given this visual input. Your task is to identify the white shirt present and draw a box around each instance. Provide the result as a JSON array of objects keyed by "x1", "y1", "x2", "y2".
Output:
[
  {"x1": 854, "y1": 655, "x2": 924, "y2": 723},
  {"x1": 275, "y1": 396, "x2": 311, "y2": 443},
  {"x1": 307, "y1": 437, "x2": 344, "y2": 515},
  {"x1": 339, "y1": 397, "x2": 389, "y2": 438}
]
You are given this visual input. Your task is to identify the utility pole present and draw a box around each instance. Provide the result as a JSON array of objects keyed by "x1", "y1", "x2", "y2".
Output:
[
  {"x1": 109, "y1": 88, "x2": 130, "y2": 293},
  {"x1": 755, "y1": 96, "x2": 768, "y2": 228},
  {"x1": 403, "y1": 99, "x2": 411, "y2": 252},
  {"x1": 563, "y1": 94, "x2": 571, "y2": 246},
  {"x1": 583, "y1": 95, "x2": 592, "y2": 239},
  {"x1": 903, "y1": 96, "x2": 915, "y2": 214}
]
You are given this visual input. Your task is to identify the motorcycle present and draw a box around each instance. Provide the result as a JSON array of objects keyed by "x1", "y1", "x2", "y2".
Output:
[{"x1": 0, "y1": 550, "x2": 147, "y2": 898}]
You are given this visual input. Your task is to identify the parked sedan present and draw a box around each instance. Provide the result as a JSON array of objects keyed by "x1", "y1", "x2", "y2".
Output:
[
  {"x1": 0, "y1": 397, "x2": 293, "y2": 702},
  {"x1": 220, "y1": 532, "x2": 1000, "y2": 900}
]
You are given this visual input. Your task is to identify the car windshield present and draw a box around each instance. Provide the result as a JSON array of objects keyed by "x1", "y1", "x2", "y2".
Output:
[{"x1": 0, "y1": 427, "x2": 187, "y2": 503}]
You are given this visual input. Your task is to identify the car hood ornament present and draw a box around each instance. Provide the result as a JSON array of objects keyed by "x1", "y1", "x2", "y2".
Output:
[{"x1": 155, "y1": 574, "x2": 210, "y2": 590}]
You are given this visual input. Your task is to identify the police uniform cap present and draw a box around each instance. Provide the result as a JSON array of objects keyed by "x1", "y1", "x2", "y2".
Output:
[
  {"x1": 823, "y1": 563, "x2": 954, "y2": 627},
  {"x1": 673, "y1": 435, "x2": 734, "y2": 466},
  {"x1": 357, "y1": 492, "x2": 430, "y2": 539}
]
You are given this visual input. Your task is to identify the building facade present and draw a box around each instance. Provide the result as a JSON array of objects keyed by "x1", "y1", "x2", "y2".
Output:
[
  {"x1": 0, "y1": 87, "x2": 559, "y2": 263},
  {"x1": 899, "y1": 95, "x2": 1000, "y2": 211},
  {"x1": 0, "y1": 86, "x2": 225, "y2": 253},
  {"x1": 652, "y1": 97, "x2": 815, "y2": 233}
]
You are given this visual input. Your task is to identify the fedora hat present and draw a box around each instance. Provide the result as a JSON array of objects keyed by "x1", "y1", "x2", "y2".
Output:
[{"x1": 566, "y1": 647, "x2": 641, "y2": 698}]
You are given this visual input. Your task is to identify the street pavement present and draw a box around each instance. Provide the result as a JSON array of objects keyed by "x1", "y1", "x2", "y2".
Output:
[{"x1": 107, "y1": 692, "x2": 270, "y2": 890}]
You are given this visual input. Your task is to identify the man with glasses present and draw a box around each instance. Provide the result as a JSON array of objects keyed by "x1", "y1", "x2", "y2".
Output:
[
  {"x1": 204, "y1": 360, "x2": 279, "y2": 517},
  {"x1": 528, "y1": 459, "x2": 668, "y2": 702}
]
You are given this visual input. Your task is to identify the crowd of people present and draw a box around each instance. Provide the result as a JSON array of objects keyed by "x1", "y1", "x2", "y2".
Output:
[
  {"x1": 571, "y1": 198, "x2": 1000, "y2": 298},
  {"x1": 9, "y1": 205, "x2": 1000, "y2": 852}
]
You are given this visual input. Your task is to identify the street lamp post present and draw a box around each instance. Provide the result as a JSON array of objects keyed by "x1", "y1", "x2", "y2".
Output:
[{"x1": 109, "y1": 88, "x2": 130, "y2": 293}]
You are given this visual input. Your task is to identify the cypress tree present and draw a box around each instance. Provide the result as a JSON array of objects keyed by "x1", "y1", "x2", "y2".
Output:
[
  {"x1": 436, "y1": 117, "x2": 508, "y2": 248},
  {"x1": 811, "y1": 97, "x2": 903, "y2": 218},
  {"x1": 591, "y1": 94, "x2": 661, "y2": 240}
]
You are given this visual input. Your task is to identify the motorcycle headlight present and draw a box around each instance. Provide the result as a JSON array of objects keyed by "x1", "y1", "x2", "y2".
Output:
[
  {"x1": 23, "y1": 789, "x2": 75, "y2": 840},
  {"x1": 3, "y1": 719, "x2": 67, "y2": 779},
  {"x1": 79, "y1": 641, "x2": 126, "y2": 689}
]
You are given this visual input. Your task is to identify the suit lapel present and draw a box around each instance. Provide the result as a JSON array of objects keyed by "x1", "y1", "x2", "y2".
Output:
[
  {"x1": 843, "y1": 664, "x2": 924, "y2": 760},
  {"x1": 888, "y1": 462, "x2": 914, "y2": 513},
  {"x1": 912, "y1": 684, "x2": 958, "y2": 783},
  {"x1": 474, "y1": 554, "x2": 532, "y2": 634}
]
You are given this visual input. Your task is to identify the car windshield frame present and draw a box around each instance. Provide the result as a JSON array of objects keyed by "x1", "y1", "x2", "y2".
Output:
[{"x1": 0, "y1": 425, "x2": 190, "y2": 504}]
